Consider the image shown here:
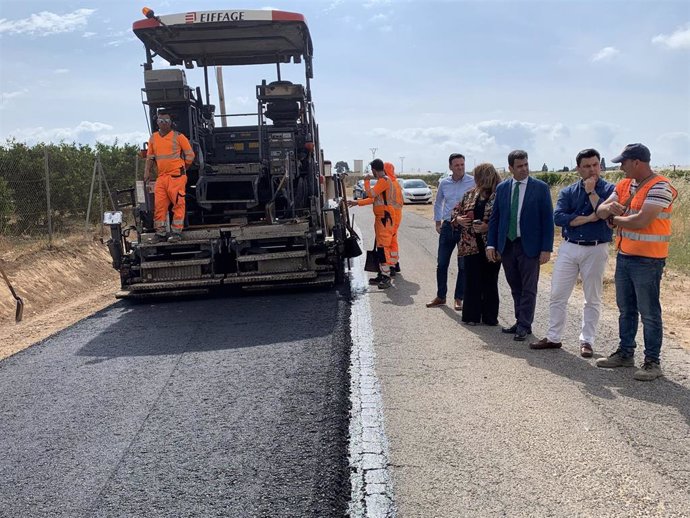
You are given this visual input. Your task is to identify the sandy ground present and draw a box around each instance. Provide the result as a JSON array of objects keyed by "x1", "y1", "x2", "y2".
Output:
[
  {"x1": 0, "y1": 236, "x2": 120, "y2": 360},
  {"x1": 0, "y1": 206, "x2": 688, "y2": 360}
]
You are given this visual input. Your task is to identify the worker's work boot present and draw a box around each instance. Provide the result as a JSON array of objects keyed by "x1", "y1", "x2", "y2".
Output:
[
  {"x1": 152, "y1": 230, "x2": 168, "y2": 243},
  {"x1": 167, "y1": 231, "x2": 182, "y2": 243},
  {"x1": 368, "y1": 274, "x2": 384, "y2": 285},
  {"x1": 595, "y1": 350, "x2": 634, "y2": 368},
  {"x1": 377, "y1": 275, "x2": 392, "y2": 290}
]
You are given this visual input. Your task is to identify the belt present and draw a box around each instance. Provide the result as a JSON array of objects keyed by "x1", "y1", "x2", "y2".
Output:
[{"x1": 565, "y1": 238, "x2": 605, "y2": 246}]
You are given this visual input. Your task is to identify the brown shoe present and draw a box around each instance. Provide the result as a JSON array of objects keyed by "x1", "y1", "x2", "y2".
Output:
[
  {"x1": 426, "y1": 297, "x2": 446, "y2": 308},
  {"x1": 580, "y1": 342, "x2": 594, "y2": 358},
  {"x1": 529, "y1": 337, "x2": 563, "y2": 350},
  {"x1": 454, "y1": 299, "x2": 463, "y2": 311}
]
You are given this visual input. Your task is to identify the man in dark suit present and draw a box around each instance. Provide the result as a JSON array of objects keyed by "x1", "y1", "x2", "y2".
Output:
[{"x1": 486, "y1": 150, "x2": 554, "y2": 341}]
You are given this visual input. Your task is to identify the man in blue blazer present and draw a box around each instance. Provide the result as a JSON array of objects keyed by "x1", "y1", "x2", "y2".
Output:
[{"x1": 486, "y1": 150, "x2": 554, "y2": 341}]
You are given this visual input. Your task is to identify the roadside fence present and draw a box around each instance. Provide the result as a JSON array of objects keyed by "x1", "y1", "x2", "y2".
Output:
[{"x1": 0, "y1": 142, "x2": 142, "y2": 251}]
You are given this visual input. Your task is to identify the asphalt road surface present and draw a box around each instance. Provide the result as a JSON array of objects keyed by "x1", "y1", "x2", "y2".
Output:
[
  {"x1": 352, "y1": 207, "x2": 690, "y2": 517},
  {"x1": 0, "y1": 289, "x2": 351, "y2": 517}
]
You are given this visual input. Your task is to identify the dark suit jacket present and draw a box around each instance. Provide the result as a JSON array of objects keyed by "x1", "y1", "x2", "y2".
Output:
[{"x1": 487, "y1": 176, "x2": 554, "y2": 258}]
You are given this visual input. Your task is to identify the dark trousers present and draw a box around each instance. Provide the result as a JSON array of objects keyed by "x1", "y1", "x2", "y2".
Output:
[
  {"x1": 462, "y1": 251, "x2": 501, "y2": 325},
  {"x1": 501, "y1": 238, "x2": 540, "y2": 331},
  {"x1": 436, "y1": 222, "x2": 465, "y2": 300}
]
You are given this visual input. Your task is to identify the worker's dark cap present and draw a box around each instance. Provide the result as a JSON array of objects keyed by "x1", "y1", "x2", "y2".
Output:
[{"x1": 611, "y1": 143, "x2": 651, "y2": 163}]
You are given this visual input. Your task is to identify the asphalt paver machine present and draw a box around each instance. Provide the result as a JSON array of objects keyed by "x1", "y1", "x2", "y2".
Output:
[{"x1": 104, "y1": 8, "x2": 356, "y2": 298}]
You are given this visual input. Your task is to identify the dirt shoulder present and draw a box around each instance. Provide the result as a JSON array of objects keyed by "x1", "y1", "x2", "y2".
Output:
[
  {"x1": 0, "y1": 236, "x2": 120, "y2": 360},
  {"x1": 0, "y1": 208, "x2": 688, "y2": 361}
]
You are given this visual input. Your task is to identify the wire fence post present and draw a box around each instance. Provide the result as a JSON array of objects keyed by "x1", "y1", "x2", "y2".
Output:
[
  {"x1": 98, "y1": 156, "x2": 104, "y2": 236},
  {"x1": 43, "y1": 148, "x2": 53, "y2": 248},
  {"x1": 85, "y1": 156, "x2": 98, "y2": 235}
]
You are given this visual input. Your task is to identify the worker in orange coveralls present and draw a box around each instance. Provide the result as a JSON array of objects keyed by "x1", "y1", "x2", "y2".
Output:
[
  {"x1": 143, "y1": 112, "x2": 195, "y2": 243},
  {"x1": 347, "y1": 158, "x2": 396, "y2": 289},
  {"x1": 384, "y1": 161, "x2": 404, "y2": 276}
]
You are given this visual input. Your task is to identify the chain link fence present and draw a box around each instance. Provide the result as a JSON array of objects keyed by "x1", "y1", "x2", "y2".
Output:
[{"x1": 0, "y1": 142, "x2": 142, "y2": 253}]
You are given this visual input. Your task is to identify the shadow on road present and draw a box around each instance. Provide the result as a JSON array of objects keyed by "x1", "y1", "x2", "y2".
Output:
[
  {"x1": 75, "y1": 286, "x2": 349, "y2": 359},
  {"x1": 459, "y1": 323, "x2": 690, "y2": 427},
  {"x1": 380, "y1": 274, "x2": 421, "y2": 307}
]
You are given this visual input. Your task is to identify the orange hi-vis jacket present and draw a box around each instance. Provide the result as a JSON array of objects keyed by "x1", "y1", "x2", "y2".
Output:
[
  {"x1": 147, "y1": 130, "x2": 194, "y2": 176},
  {"x1": 356, "y1": 175, "x2": 396, "y2": 248},
  {"x1": 615, "y1": 175, "x2": 677, "y2": 259},
  {"x1": 383, "y1": 162, "x2": 403, "y2": 226}
]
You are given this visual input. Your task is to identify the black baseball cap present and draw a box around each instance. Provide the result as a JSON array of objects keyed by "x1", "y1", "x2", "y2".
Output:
[{"x1": 611, "y1": 143, "x2": 651, "y2": 163}]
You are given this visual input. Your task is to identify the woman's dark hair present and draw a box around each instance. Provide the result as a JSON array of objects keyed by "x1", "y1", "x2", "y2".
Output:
[{"x1": 473, "y1": 163, "x2": 501, "y2": 197}]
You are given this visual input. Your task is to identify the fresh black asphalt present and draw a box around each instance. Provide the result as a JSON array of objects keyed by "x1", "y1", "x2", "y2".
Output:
[{"x1": 0, "y1": 287, "x2": 352, "y2": 517}]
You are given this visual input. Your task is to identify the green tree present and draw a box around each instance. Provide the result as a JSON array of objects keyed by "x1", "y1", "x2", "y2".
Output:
[{"x1": 334, "y1": 160, "x2": 350, "y2": 174}]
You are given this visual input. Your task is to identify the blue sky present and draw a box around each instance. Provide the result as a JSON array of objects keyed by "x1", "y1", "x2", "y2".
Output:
[{"x1": 1, "y1": 0, "x2": 689, "y2": 172}]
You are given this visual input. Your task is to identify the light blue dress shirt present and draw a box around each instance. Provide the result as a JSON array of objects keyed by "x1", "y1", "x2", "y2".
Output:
[{"x1": 433, "y1": 173, "x2": 475, "y2": 222}]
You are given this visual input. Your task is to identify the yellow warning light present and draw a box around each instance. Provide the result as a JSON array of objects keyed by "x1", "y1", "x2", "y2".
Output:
[{"x1": 142, "y1": 7, "x2": 155, "y2": 18}]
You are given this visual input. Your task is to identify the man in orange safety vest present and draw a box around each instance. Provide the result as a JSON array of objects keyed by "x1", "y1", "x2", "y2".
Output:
[
  {"x1": 144, "y1": 112, "x2": 195, "y2": 243},
  {"x1": 595, "y1": 143, "x2": 677, "y2": 381},
  {"x1": 347, "y1": 159, "x2": 397, "y2": 289}
]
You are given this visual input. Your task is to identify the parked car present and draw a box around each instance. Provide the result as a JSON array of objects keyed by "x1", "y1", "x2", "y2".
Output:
[
  {"x1": 353, "y1": 179, "x2": 376, "y2": 200},
  {"x1": 401, "y1": 179, "x2": 432, "y2": 204}
]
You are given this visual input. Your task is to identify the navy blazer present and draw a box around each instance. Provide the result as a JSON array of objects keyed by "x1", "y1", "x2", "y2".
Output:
[{"x1": 487, "y1": 176, "x2": 554, "y2": 258}]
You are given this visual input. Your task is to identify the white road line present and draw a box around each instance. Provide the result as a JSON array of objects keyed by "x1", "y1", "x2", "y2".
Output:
[{"x1": 348, "y1": 237, "x2": 396, "y2": 518}]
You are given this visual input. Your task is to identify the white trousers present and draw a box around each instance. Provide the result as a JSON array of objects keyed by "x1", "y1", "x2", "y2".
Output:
[{"x1": 547, "y1": 241, "x2": 609, "y2": 345}]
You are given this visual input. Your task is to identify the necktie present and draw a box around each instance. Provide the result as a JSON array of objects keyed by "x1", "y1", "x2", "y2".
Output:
[{"x1": 508, "y1": 181, "x2": 520, "y2": 241}]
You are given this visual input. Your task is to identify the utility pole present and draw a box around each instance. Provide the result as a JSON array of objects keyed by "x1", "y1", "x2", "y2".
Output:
[
  {"x1": 399, "y1": 156, "x2": 405, "y2": 174},
  {"x1": 369, "y1": 147, "x2": 378, "y2": 161}
]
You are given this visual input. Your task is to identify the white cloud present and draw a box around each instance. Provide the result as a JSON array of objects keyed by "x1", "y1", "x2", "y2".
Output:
[
  {"x1": 1, "y1": 89, "x2": 29, "y2": 109},
  {"x1": 53, "y1": 69, "x2": 69, "y2": 74},
  {"x1": 7, "y1": 121, "x2": 112, "y2": 143},
  {"x1": 591, "y1": 46, "x2": 620, "y2": 63},
  {"x1": 0, "y1": 8, "x2": 96, "y2": 36},
  {"x1": 323, "y1": 0, "x2": 344, "y2": 12},
  {"x1": 4, "y1": 121, "x2": 151, "y2": 146},
  {"x1": 655, "y1": 132, "x2": 690, "y2": 165},
  {"x1": 380, "y1": 25, "x2": 393, "y2": 33},
  {"x1": 82, "y1": 31, "x2": 96, "y2": 38},
  {"x1": 364, "y1": 0, "x2": 393, "y2": 8},
  {"x1": 652, "y1": 25, "x2": 690, "y2": 50},
  {"x1": 370, "y1": 13, "x2": 388, "y2": 23}
]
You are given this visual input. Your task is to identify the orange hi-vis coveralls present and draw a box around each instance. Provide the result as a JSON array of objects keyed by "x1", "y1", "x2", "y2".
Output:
[
  {"x1": 384, "y1": 162, "x2": 403, "y2": 267},
  {"x1": 147, "y1": 130, "x2": 194, "y2": 233},
  {"x1": 355, "y1": 175, "x2": 397, "y2": 275}
]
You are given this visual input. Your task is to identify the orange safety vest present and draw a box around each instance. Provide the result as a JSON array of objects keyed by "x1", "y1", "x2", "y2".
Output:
[
  {"x1": 615, "y1": 175, "x2": 677, "y2": 259},
  {"x1": 147, "y1": 130, "x2": 194, "y2": 176},
  {"x1": 383, "y1": 162, "x2": 403, "y2": 224}
]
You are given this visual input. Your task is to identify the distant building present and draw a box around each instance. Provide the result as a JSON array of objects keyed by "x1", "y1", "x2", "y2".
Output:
[{"x1": 353, "y1": 159, "x2": 364, "y2": 176}]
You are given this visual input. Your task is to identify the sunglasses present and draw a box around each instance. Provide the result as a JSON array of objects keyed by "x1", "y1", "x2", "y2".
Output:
[{"x1": 157, "y1": 118, "x2": 171, "y2": 123}]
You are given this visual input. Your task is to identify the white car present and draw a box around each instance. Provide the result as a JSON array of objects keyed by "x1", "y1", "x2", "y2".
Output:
[
  {"x1": 401, "y1": 179, "x2": 432, "y2": 204},
  {"x1": 353, "y1": 178, "x2": 376, "y2": 200}
]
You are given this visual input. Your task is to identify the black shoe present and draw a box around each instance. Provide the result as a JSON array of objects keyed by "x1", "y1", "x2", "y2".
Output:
[
  {"x1": 394, "y1": 263, "x2": 401, "y2": 273},
  {"x1": 502, "y1": 324, "x2": 518, "y2": 334},
  {"x1": 389, "y1": 270, "x2": 396, "y2": 277},
  {"x1": 377, "y1": 276, "x2": 392, "y2": 289},
  {"x1": 368, "y1": 274, "x2": 384, "y2": 285},
  {"x1": 514, "y1": 328, "x2": 529, "y2": 341}
]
